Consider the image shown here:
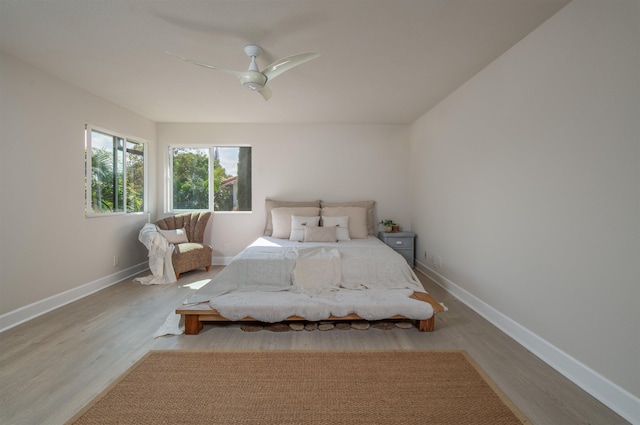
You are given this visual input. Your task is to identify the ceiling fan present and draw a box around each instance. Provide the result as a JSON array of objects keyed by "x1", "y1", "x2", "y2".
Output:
[{"x1": 167, "y1": 45, "x2": 320, "y2": 101}]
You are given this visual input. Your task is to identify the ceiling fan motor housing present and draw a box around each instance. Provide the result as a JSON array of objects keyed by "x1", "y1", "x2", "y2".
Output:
[{"x1": 241, "y1": 71, "x2": 267, "y2": 90}]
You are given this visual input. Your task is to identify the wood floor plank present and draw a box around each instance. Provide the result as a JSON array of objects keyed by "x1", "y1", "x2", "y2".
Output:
[{"x1": 0, "y1": 266, "x2": 629, "y2": 425}]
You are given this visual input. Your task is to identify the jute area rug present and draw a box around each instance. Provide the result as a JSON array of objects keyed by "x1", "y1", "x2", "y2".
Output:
[{"x1": 67, "y1": 350, "x2": 529, "y2": 425}]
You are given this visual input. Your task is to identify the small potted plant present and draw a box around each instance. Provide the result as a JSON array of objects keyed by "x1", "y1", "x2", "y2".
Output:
[{"x1": 379, "y1": 219, "x2": 396, "y2": 232}]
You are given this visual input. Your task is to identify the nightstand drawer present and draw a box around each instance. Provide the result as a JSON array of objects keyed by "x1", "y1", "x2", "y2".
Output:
[
  {"x1": 396, "y1": 249, "x2": 414, "y2": 264},
  {"x1": 378, "y1": 231, "x2": 415, "y2": 267},
  {"x1": 385, "y1": 237, "x2": 411, "y2": 249}
]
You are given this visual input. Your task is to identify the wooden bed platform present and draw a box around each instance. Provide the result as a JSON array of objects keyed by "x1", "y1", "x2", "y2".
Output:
[{"x1": 176, "y1": 291, "x2": 445, "y2": 335}]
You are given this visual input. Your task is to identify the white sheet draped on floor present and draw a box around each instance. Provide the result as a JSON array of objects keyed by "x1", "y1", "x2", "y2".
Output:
[
  {"x1": 134, "y1": 223, "x2": 177, "y2": 285},
  {"x1": 154, "y1": 310, "x2": 184, "y2": 337}
]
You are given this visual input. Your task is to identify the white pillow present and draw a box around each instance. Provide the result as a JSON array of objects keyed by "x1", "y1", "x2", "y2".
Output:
[
  {"x1": 157, "y1": 227, "x2": 189, "y2": 244},
  {"x1": 264, "y1": 199, "x2": 320, "y2": 236},
  {"x1": 321, "y1": 206, "x2": 368, "y2": 239},
  {"x1": 271, "y1": 207, "x2": 321, "y2": 239},
  {"x1": 321, "y1": 216, "x2": 350, "y2": 241},
  {"x1": 289, "y1": 215, "x2": 321, "y2": 241}
]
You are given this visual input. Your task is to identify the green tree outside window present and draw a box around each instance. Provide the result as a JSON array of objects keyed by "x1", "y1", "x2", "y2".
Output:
[{"x1": 170, "y1": 146, "x2": 251, "y2": 212}]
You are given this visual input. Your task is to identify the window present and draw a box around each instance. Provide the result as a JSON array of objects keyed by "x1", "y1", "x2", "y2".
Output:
[
  {"x1": 169, "y1": 146, "x2": 251, "y2": 212},
  {"x1": 85, "y1": 125, "x2": 147, "y2": 216}
]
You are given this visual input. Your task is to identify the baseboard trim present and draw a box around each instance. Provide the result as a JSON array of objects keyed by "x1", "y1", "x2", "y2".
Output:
[
  {"x1": 0, "y1": 262, "x2": 149, "y2": 334},
  {"x1": 212, "y1": 256, "x2": 233, "y2": 266},
  {"x1": 415, "y1": 260, "x2": 639, "y2": 425}
]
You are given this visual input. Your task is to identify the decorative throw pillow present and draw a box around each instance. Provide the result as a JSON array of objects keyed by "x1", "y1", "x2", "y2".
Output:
[
  {"x1": 320, "y1": 200, "x2": 376, "y2": 235},
  {"x1": 321, "y1": 206, "x2": 368, "y2": 239},
  {"x1": 289, "y1": 215, "x2": 321, "y2": 241},
  {"x1": 271, "y1": 207, "x2": 321, "y2": 239},
  {"x1": 157, "y1": 227, "x2": 189, "y2": 244},
  {"x1": 303, "y1": 225, "x2": 338, "y2": 243},
  {"x1": 264, "y1": 199, "x2": 321, "y2": 236},
  {"x1": 321, "y1": 216, "x2": 350, "y2": 241}
]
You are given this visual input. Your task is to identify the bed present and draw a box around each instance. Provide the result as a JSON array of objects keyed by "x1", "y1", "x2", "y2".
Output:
[{"x1": 176, "y1": 199, "x2": 445, "y2": 334}]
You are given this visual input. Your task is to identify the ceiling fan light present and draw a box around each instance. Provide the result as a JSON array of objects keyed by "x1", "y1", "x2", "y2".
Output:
[{"x1": 243, "y1": 82, "x2": 263, "y2": 91}]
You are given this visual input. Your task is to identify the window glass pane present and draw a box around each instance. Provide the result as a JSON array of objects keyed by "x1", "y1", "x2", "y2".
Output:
[
  {"x1": 85, "y1": 125, "x2": 147, "y2": 217},
  {"x1": 172, "y1": 147, "x2": 210, "y2": 210},
  {"x1": 214, "y1": 147, "x2": 252, "y2": 211},
  {"x1": 90, "y1": 129, "x2": 124, "y2": 213},
  {"x1": 126, "y1": 140, "x2": 145, "y2": 212}
]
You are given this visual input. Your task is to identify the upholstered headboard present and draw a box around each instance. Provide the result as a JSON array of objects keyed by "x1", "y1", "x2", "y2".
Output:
[{"x1": 264, "y1": 198, "x2": 376, "y2": 238}]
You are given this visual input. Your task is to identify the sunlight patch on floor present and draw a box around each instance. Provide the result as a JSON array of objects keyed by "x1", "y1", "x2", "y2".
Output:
[{"x1": 181, "y1": 279, "x2": 211, "y2": 290}]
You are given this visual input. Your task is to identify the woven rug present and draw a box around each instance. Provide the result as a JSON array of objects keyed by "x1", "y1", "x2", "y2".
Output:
[{"x1": 67, "y1": 350, "x2": 529, "y2": 425}]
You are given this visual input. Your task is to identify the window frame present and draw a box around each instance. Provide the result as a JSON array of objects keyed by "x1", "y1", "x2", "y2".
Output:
[
  {"x1": 85, "y1": 124, "x2": 149, "y2": 218},
  {"x1": 167, "y1": 145, "x2": 252, "y2": 213}
]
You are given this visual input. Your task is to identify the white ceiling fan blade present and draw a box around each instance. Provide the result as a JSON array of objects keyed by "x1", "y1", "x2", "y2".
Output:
[
  {"x1": 256, "y1": 85, "x2": 272, "y2": 101},
  {"x1": 167, "y1": 47, "x2": 317, "y2": 101},
  {"x1": 262, "y1": 52, "x2": 320, "y2": 82},
  {"x1": 165, "y1": 52, "x2": 244, "y2": 78}
]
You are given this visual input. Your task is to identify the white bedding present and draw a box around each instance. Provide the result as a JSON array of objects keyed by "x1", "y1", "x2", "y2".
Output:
[{"x1": 185, "y1": 236, "x2": 433, "y2": 322}]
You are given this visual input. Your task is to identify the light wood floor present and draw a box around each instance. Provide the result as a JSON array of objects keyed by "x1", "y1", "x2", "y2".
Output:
[{"x1": 0, "y1": 267, "x2": 629, "y2": 425}]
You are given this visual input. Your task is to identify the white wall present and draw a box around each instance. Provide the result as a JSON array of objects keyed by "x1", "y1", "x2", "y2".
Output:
[
  {"x1": 0, "y1": 53, "x2": 156, "y2": 317},
  {"x1": 157, "y1": 123, "x2": 412, "y2": 260},
  {"x1": 409, "y1": 0, "x2": 639, "y2": 419},
  {"x1": 0, "y1": 54, "x2": 413, "y2": 322}
]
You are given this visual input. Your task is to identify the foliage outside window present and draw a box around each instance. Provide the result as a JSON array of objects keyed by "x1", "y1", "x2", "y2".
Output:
[
  {"x1": 85, "y1": 125, "x2": 146, "y2": 216},
  {"x1": 169, "y1": 146, "x2": 252, "y2": 212}
]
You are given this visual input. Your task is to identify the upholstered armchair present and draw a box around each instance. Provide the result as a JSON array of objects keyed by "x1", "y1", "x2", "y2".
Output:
[{"x1": 155, "y1": 211, "x2": 212, "y2": 279}]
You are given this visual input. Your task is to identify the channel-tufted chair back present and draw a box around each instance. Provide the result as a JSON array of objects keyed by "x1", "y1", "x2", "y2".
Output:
[{"x1": 155, "y1": 211, "x2": 212, "y2": 279}]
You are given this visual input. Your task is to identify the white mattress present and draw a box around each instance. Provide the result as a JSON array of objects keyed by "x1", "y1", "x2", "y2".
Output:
[{"x1": 186, "y1": 236, "x2": 433, "y2": 322}]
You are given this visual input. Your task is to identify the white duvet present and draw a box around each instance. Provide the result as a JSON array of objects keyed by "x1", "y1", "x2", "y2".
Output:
[{"x1": 184, "y1": 237, "x2": 433, "y2": 322}]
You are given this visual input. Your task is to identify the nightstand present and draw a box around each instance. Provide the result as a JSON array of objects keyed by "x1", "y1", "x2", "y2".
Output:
[{"x1": 378, "y1": 231, "x2": 415, "y2": 267}]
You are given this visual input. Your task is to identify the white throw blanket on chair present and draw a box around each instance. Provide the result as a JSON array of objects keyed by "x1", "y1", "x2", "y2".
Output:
[{"x1": 134, "y1": 223, "x2": 177, "y2": 284}]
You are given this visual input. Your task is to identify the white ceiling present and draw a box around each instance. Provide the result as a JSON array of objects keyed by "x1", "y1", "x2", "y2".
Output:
[{"x1": 0, "y1": 0, "x2": 570, "y2": 124}]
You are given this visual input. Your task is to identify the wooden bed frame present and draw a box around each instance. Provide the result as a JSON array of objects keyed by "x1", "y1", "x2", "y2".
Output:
[{"x1": 176, "y1": 291, "x2": 444, "y2": 335}]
